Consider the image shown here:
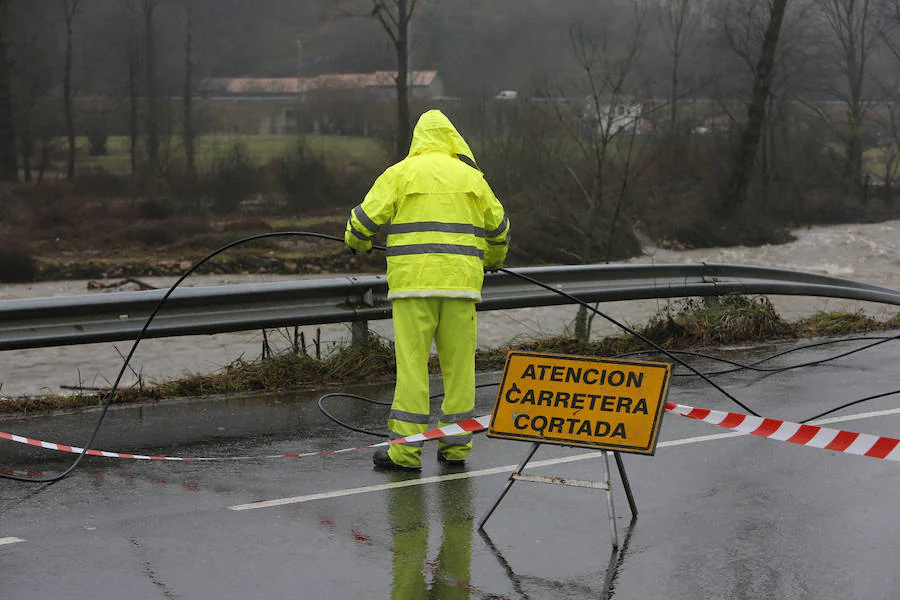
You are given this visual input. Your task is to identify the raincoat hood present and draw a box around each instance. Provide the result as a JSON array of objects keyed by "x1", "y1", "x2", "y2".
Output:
[
  {"x1": 407, "y1": 110, "x2": 477, "y2": 167},
  {"x1": 345, "y1": 107, "x2": 510, "y2": 300}
]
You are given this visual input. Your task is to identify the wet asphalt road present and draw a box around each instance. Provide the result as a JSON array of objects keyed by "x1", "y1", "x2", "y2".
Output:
[{"x1": 1, "y1": 336, "x2": 900, "y2": 600}]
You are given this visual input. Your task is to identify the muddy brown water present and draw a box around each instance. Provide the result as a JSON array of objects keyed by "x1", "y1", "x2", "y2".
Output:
[{"x1": 1, "y1": 220, "x2": 898, "y2": 397}]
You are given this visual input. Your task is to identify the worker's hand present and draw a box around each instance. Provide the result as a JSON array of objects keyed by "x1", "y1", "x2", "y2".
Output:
[
  {"x1": 349, "y1": 239, "x2": 372, "y2": 254},
  {"x1": 344, "y1": 222, "x2": 373, "y2": 254}
]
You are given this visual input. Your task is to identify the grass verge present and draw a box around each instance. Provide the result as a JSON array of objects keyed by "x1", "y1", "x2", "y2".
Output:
[{"x1": 2, "y1": 295, "x2": 898, "y2": 415}]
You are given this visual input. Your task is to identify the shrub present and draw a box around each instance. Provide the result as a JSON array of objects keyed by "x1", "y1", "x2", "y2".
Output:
[
  {"x1": 274, "y1": 143, "x2": 340, "y2": 213},
  {"x1": 164, "y1": 162, "x2": 204, "y2": 214},
  {"x1": 641, "y1": 295, "x2": 794, "y2": 347},
  {"x1": 0, "y1": 242, "x2": 37, "y2": 282},
  {"x1": 796, "y1": 311, "x2": 881, "y2": 336},
  {"x1": 88, "y1": 131, "x2": 108, "y2": 156},
  {"x1": 131, "y1": 222, "x2": 176, "y2": 246},
  {"x1": 274, "y1": 142, "x2": 378, "y2": 214},
  {"x1": 509, "y1": 194, "x2": 642, "y2": 264},
  {"x1": 207, "y1": 144, "x2": 263, "y2": 214},
  {"x1": 137, "y1": 197, "x2": 175, "y2": 220},
  {"x1": 222, "y1": 217, "x2": 271, "y2": 233},
  {"x1": 130, "y1": 217, "x2": 211, "y2": 247},
  {"x1": 73, "y1": 167, "x2": 131, "y2": 198}
]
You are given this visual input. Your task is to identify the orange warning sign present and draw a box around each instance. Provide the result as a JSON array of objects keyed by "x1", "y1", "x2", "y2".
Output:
[{"x1": 487, "y1": 351, "x2": 671, "y2": 454}]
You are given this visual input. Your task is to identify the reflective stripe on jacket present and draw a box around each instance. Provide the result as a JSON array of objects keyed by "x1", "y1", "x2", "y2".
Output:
[{"x1": 345, "y1": 110, "x2": 509, "y2": 300}]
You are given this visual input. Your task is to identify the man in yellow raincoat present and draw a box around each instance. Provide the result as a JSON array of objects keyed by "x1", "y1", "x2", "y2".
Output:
[{"x1": 345, "y1": 110, "x2": 510, "y2": 471}]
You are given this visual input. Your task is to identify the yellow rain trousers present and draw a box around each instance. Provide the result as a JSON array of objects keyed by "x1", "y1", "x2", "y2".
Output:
[
  {"x1": 344, "y1": 110, "x2": 510, "y2": 469},
  {"x1": 388, "y1": 297, "x2": 477, "y2": 467}
]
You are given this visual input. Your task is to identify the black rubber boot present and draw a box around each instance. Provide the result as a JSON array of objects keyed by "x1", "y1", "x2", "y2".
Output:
[
  {"x1": 373, "y1": 447, "x2": 421, "y2": 471},
  {"x1": 437, "y1": 451, "x2": 466, "y2": 467}
]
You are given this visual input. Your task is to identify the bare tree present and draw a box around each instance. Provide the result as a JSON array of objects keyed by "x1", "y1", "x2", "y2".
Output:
[
  {"x1": 369, "y1": 0, "x2": 417, "y2": 161},
  {"x1": 126, "y1": 33, "x2": 140, "y2": 179},
  {"x1": 183, "y1": 0, "x2": 195, "y2": 181},
  {"x1": 872, "y1": 0, "x2": 900, "y2": 211},
  {"x1": 14, "y1": 44, "x2": 42, "y2": 182},
  {"x1": 815, "y1": 0, "x2": 884, "y2": 191},
  {"x1": 8, "y1": 3, "x2": 56, "y2": 184},
  {"x1": 0, "y1": 0, "x2": 16, "y2": 181},
  {"x1": 548, "y1": 12, "x2": 652, "y2": 341},
  {"x1": 120, "y1": 0, "x2": 164, "y2": 173},
  {"x1": 63, "y1": 0, "x2": 81, "y2": 182},
  {"x1": 871, "y1": 102, "x2": 900, "y2": 210},
  {"x1": 712, "y1": 0, "x2": 819, "y2": 209},
  {"x1": 658, "y1": 0, "x2": 701, "y2": 130},
  {"x1": 723, "y1": 0, "x2": 790, "y2": 211},
  {"x1": 328, "y1": 0, "x2": 417, "y2": 159}
]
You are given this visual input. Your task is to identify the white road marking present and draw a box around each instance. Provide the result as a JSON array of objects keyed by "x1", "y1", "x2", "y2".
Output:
[
  {"x1": 0, "y1": 537, "x2": 25, "y2": 546},
  {"x1": 228, "y1": 405, "x2": 900, "y2": 511}
]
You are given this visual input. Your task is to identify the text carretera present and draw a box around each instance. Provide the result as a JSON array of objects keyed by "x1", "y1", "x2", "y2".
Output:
[{"x1": 505, "y1": 379, "x2": 647, "y2": 440}]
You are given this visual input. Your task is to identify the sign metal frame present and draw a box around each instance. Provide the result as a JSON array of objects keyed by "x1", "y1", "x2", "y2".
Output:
[{"x1": 479, "y1": 351, "x2": 671, "y2": 548}]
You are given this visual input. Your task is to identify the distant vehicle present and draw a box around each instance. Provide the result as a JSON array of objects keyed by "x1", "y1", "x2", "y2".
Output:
[{"x1": 494, "y1": 90, "x2": 518, "y2": 101}]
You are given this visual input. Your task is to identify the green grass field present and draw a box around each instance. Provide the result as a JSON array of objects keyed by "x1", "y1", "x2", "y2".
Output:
[{"x1": 56, "y1": 134, "x2": 390, "y2": 174}]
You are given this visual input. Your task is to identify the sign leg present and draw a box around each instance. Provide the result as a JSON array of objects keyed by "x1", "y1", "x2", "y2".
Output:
[
  {"x1": 478, "y1": 442, "x2": 540, "y2": 531},
  {"x1": 602, "y1": 451, "x2": 619, "y2": 549},
  {"x1": 613, "y1": 451, "x2": 638, "y2": 519}
]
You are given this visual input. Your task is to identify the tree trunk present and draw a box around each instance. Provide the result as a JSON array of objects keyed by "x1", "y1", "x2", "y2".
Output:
[
  {"x1": 0, "y1": 0, "x2": 17, "y2": 182},
  {"x1": 671, "y1": 57, "x2": 679, "y2": 124},
  {"x1": 394, "y1": 0, "x2": 411, "y2": 161},
  {"x1": 64, "y1": 2, "x2": 76, "y2": 181},
  {"x1": 183, "y1": 0, "x2": 195, "y2": 182},
  {"x1": 128, "y1": 38, "x2": 138, "y2": 179},
  {"x1": 20, "y1": 113, "x2": 31, "y2": 181},
  {"x1": 845, "y1": 121, "x2": 863, "y2": 190},
  {"x1": 37, "y1": 136, "x2": 49, "y2": 183},
  {"x1": 723, "y1": 0, "x2": 788, "y2": 212},
  {"x1": 144, "y1": 3, "x2": 159, "y2": 171}
]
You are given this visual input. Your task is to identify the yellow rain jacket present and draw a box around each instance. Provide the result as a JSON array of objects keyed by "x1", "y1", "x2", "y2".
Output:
[{"x1": 345, "y1": 110, "x2": 510, "y2": 300}]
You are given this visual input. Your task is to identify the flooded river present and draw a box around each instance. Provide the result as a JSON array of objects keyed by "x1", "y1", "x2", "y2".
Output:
[{"x1": 1, "y1": 220, "x2": 898, "y2": 396}]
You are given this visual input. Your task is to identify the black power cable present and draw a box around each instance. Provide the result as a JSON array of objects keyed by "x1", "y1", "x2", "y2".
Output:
[
  {"x1": 317, "y1": 393, "x2": 391, "y2": 438},
  {"x1": 800, "y1": 389, "x2": 900, "y2": 423},
  {"x1": 5, "y1": 231, "x2": 899, "y2": 481},
  {"x1": 319, "y1": 277, "x2": 900, "y2": 435},
  {"x1": 614, "y1": 336, "x2": 900, "y2": 422},
  {"x1": 616, "y1": 335, "x2": 900, "y2": 376},
  {"x1": 318, "y1": 383, "x2": 500, "y2": 438},
  {"x1": 1, "y1": 231, "x2": 347, "y2": 484},
  {"x1": 495, "y1": 267, "x2": 762, "y2": 417}
]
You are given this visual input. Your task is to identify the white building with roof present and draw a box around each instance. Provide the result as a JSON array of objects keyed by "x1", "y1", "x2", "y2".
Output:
[{"x1": 197, "y1": 71, "x2": 444, "y2": 134}]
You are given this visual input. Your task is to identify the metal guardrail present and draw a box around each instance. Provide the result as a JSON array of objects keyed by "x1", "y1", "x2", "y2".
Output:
[{"x1": 2, "y1": 263, "x2": 900, "y2": 351}]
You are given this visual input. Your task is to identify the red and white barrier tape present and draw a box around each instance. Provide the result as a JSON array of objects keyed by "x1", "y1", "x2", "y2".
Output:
[
  {"x1": 665, "y1": 401, "x2": 900, "y2": 461},
  {"x1": 2, "y1": 406, "x2": 899, "y2": 462},
  {"x1": 0, "y1": 415, "x2": 492, "y2": 462}
]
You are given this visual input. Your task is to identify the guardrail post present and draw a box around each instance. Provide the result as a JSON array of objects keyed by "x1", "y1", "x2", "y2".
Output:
[
  {"x1": 351, "y1": 320, "x2": 369, "y2": 346},
  {"x1": 349, "y1": 286, "x2": 375, "y2": 347}
]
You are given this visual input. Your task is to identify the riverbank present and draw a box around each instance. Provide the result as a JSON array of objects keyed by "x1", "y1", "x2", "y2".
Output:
[
  {"x1": 3, "y1": 220, "x2": 899, "y2": 399},
  {"x1": 33, "y1": 251, "x2": 381, "y2": 282}
]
